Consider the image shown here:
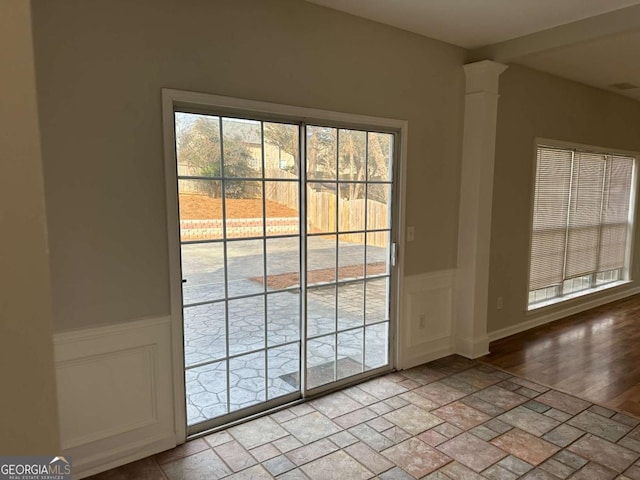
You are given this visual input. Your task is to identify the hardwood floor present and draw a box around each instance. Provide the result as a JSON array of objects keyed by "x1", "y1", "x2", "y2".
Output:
[{"x1": 481, "y1": 294, "x2": 640, "y2": 417}]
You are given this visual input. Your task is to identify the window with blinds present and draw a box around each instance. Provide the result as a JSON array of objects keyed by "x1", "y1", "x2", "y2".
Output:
[{"x1": 528, "y1": 144, "x2": 636, "y2": 308}]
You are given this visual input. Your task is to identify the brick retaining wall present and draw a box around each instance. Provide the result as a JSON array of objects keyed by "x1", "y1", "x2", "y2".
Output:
[{"x1": 180, "y1": 217, "x2": 298, "y2": 240}]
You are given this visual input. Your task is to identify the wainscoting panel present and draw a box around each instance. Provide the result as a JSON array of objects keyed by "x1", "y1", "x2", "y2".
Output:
[
  {"x1": 54, "y1": 316, "x2": 176, "y2": 478},
  {"x1": 399, "y1": 270, "x2": 456, "y2": 369}
]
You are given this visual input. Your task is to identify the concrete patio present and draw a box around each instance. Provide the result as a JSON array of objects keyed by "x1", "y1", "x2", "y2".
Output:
[{"x1": 182, "y1": 236, "x2": 391, "y2": 425}]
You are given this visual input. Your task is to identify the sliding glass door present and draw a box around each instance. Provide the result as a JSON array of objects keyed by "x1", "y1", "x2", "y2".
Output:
[
  {"x1": 304, "y1": 126, "x2": 394, "y2": 391},
  {"x1": 174, "y1": 111, "x2": 396, "y2": 433}
]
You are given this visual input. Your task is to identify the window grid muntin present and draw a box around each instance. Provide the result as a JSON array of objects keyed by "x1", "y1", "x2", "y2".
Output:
[{"x1": 177, "y1": 111, "x2": 395, "y2": 427}]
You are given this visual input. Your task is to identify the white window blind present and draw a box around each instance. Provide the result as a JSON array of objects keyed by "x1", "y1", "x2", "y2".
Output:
[
  {"x1": 528, "y1": 145, "x2": 635, "y2": 304},
  {"x1": 600, "y1": 156, "x2": 634, "y2": 271},
  {"x1": 564, "y1": 152, "x2": 604, "y2": 279}
]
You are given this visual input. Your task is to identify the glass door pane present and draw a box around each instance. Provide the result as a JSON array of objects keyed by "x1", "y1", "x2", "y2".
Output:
[
  {"x1": 304, "y1": 126, "x2": 394, "y2": 392},
  {"x1": 176, "y1": 113, "x2": 302, "y2": 431},
  {"x1": 175, "y1": 113, "x2": 395, "y2": 432}
]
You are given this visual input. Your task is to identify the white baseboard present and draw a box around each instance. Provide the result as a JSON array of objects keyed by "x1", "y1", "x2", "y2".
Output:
[
  {"x1": 399, "y1": 270, "x2": 456, "y2": 369},
  {"x1": 69, "y1": 434, "x2": 174, "y2": 479},
  {"x1": 454, "y1": 335, "x2": 489, "y2": 359},
  {"x1": 488, "y1": 285, "x2": 640, "y2": 342},
  {"x1": 54, "y1": 316, "x2": 177, "y2": 479},
  {"x1": 401, "y1": 339, "x2": 455, "y2": 370}
]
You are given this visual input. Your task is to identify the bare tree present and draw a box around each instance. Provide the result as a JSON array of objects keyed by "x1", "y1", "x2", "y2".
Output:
[{"x1": 176, "y1": 114, "x2": 258, "y2": 197}]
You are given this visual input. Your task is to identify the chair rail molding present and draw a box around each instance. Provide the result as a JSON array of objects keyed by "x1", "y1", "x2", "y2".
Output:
[{"x1": 454, "y1": 60, "x2": 508, "y2": 359}]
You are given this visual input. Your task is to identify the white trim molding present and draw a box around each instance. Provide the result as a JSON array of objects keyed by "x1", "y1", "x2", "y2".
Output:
[
  {"x1": 54, "y1": 316, "x2": 176, "y2": 479},
  {"x1": 398, "y1": 270, "x2": 456, "y2": 369},
  {"x1": 489, "y1": 284, "x2": 640, "y2": 342},
  {"x1": 455, "y1": 335, "x2": 491, "y2": 359},
  {"x1": 162, "y1": 88, "x2": 409, "y2": 433},
  {"x1": 454, "y1": 60, "x2": 508, "y2": 359}
]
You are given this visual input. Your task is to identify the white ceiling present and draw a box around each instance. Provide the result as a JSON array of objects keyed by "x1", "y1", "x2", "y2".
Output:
[
  {"x1": 305, "y1": 0, "x2": 640, "y2": 49},
  {"x1": 305, "y1": 0, "x2": 640, "y2": 101},
  {"x1": 514, "y1": 30, "x2": 640, "y2": 101}
]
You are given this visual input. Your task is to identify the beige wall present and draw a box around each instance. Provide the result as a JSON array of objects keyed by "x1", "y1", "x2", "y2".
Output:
[
  {"x1": 31, "y1": 0, "x2": 466, "y2": 331},
  {"x1": 489, "y1": 64, "x2": 640, "y2": 333},
  {"x1": 0, "y1": 0, "x2": 60, "y2": 454}
]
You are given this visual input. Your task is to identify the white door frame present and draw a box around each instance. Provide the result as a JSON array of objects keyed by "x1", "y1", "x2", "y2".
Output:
[{"x1": 161, "y1": 88, "x2": 408, "y2": 442}]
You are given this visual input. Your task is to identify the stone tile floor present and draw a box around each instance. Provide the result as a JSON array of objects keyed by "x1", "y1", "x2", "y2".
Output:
[{"x1": 89, "y1": 355, "x2": 640, "y2": 479}]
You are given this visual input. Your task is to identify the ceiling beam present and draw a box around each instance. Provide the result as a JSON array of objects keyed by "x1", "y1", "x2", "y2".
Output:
[{"x1": 469, "y1": 4, "x2": 640, "y2": 63}]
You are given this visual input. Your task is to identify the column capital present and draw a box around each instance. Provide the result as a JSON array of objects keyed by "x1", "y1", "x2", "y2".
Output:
[{"x1": 463, "y1": 60, "x2": 508, "y2": 95}]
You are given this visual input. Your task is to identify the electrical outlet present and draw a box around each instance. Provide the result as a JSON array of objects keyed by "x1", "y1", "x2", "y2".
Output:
[
  {"x1": 419, "y1": 314, "x2": 426, "y2": 329},
  {"x1": 407, "y1": 226, "x2": 415, "y2": 242},
  {"x1": 497, "y1": 297, "x2": 503, "y2": 310}
]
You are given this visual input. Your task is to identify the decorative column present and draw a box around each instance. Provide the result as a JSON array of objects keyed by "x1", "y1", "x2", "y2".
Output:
[{"x1": 454, "y1": 60, "x2": 508, "y2": 358}]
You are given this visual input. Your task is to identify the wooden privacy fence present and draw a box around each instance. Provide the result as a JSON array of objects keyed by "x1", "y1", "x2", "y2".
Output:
[
  {"x1": 179, "y1": 168, "x2": 390, "y2": 247},
  {"x1": 304, "y1": 190, "x2": 389, "y2": 247},
  {"x1": 263, "y1": 174, "x2": 389, "y2": 248}
]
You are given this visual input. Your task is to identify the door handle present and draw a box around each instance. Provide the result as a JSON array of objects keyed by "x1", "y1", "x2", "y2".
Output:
[{"x1": 391, "y1": 243, "x2": 398, "y2": 267}]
